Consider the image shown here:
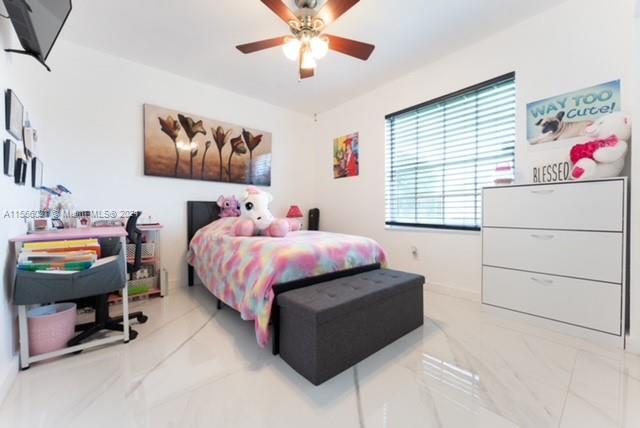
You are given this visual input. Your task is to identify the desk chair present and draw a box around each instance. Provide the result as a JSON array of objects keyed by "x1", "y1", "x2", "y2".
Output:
[{"x1": 68, "y1": 213, "x2": 149, "y2": 346}]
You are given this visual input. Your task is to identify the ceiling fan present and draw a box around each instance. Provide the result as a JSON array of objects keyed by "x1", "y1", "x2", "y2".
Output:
[{"x1": 236, "y1": 0, "x2": 375, "y2": 80}]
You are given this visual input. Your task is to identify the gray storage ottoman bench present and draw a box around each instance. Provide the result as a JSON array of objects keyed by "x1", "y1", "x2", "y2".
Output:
[{"x1": 277, "y1": 268, "x2": 424, "y2": 385}]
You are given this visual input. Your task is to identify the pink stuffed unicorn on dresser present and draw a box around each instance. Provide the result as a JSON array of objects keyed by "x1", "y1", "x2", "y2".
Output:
[{"x1": 233, "y1": 187, "x2": 301, "y2": 237}]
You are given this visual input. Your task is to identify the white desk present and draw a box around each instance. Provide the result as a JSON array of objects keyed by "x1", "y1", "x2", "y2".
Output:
[{"x1": 11, "y1": 227, "x2": 130, "y2": 369}]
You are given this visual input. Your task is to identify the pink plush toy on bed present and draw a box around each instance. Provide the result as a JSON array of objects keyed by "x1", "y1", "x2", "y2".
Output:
[
  {"x1": 217, "y1": 195, "x2": 241, "y2": 217},
  {"x1": 233, "y1": 187, "x2": 301, "y2": 237}
]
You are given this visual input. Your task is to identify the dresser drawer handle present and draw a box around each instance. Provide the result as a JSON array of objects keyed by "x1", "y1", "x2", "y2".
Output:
[
  {"x1": 530, "y1": 189, "x2": 555, "y2": 195},
  {"x1": 530, "y1": 277, "x2": 554, "y2": 286},
  {"x1": 530, "y1": 234, "x2": 554, "y2": 240}
]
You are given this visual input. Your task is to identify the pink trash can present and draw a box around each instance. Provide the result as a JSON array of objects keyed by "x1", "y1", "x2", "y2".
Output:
[{"x1": 27, "y1": 303, "x2": 77, "y2": 356}]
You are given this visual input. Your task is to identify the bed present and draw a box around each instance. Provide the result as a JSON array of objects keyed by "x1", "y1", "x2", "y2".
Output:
[{"x1": 186, "y1": 201, "x2": 387, "y2": 354}]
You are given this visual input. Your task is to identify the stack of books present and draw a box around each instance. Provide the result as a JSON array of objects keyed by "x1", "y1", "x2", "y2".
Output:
[{"x1": 18, "y1": 239, "x2": 101, "y2": 272}]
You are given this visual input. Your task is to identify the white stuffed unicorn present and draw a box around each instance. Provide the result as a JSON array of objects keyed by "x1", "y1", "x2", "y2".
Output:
[{"x1": 233, "y1": 187, "x2": 301, "y2": 237}]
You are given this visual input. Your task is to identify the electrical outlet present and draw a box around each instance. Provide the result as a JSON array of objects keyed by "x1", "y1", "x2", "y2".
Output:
[{"x1": 411, "y1": 246, "x2": 418, "y2": 258}]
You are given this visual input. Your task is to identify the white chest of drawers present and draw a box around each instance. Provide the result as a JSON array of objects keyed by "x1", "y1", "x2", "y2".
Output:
[{"x1": 482, "y1": 178, "x2": 627, "y2": 346}]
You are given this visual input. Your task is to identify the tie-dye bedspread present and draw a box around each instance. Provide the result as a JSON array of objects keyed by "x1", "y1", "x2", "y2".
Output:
[{"x1": 187, "y1": 218, "x2": 387, "y2": 347}]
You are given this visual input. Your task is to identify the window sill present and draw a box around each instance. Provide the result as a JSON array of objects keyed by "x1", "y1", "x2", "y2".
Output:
[{"x1": 384, "y1": 224, "x2": 481, "y2": 235}]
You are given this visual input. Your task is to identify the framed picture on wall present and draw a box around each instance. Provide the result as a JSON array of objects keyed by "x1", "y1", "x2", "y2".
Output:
[
  {"x1": 143, "y1": 104, "x2": 272, "y2": 185},
  {"x1": 22, "y1": 115, "x2": 37, "y2": 160},
  {"x1": 3, "y1": 139, "x2": 16, "y2": 176},
  {"x1": 333, "y1": 132, "x2": 359, "y2": 179},
  {"x1": 31, "y1": 157, "x2": 43, "y2": 188},
  {"x1": 5, "y1": 89, "x2": 24, "y2": 141},
  {"x1": 14, "y1": 158, "x2": 27, "y2": 185},
  {"x1": 526, "y1": 80, "x2": 620, "y2": 147}
]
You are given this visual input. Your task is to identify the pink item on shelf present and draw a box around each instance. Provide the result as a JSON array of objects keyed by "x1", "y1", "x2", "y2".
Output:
[
  {"x1": 493, "y1": 162, "x2": 514, "y2": 185},
  {"x1": 27, "y1": 303, "x2": 77, "y2": 355}
]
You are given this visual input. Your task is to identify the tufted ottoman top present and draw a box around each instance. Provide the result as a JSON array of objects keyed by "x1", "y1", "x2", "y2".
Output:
[{"x1": 277, "y1": 269, "x2": 425, "y2": 324}]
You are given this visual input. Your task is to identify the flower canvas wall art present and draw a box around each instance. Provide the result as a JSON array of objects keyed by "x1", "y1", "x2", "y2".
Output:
[
  {"x1": 144, "y1": 104, "x2": 272, "y2": 185},
  {"x1": 333, "y1": 132, "x2": 359, "y2": 179}
]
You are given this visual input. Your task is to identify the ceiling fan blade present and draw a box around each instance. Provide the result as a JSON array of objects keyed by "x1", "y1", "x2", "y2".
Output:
[
  {"x1": 316, "y1": 0, "x2": 360, "y2": 26},
  {"x1": 326, "y1": 34, "x2": 375, "y2": 60},
  {"x1": 299, "y1": 66, "x2": 314, "y2": 80},
  {"x1": 261, "y1": 0, "x2": 298, "y2": 23},
  {"x1": 236, "y1": 36, "x2": 287, "y2": 54}
]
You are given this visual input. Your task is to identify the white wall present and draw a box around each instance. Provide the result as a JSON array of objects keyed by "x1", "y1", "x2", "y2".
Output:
[
  {"x1": 312, "y1": 0, "x2": 635, "y2": 298},
  {"x1": 0, "y1": 32, "x2": 316, "y2": 402},
  {"x1": 0, "y1": 22, "x2": 43, "y2": 402},
  {"x1": 16, "y1": 40, "x2": 317, "y2": 290}
]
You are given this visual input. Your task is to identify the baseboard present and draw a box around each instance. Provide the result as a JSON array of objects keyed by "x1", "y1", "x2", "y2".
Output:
[
  {"x1": 626, "y1": 335, "x2": 640, "y2": 355},
  {"x1": 425, "y1": 281, "x2": 481, "y2": 302},
  {"x1": 0, "y1": 355, "x2": 19, "y2": 406}
]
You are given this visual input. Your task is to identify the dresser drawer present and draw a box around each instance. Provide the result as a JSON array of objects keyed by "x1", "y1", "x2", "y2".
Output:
[
  {"x1": 483, "y1": 228, "x2": 622, "y2": 283},
  {"x1": 483, "y1": 180, "x2": 624, "y2": 231},
  {"x1": 483, "y1": 266, "x2": 621, "y2": 335}
]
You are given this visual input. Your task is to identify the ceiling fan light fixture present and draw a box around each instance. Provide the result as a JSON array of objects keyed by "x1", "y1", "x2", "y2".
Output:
[
  {"x1": 310, "y1": 36, "x2": 329, "y2": 59},
  {"x1": 300, "y1": 46, "x2": 317, "y2": 69},
  {"x1": 282, "y1": 37, "x2": 301, "y2": 61},
  {"x1": 237, "y1": 0, "x2": 375, "y2": 80}
]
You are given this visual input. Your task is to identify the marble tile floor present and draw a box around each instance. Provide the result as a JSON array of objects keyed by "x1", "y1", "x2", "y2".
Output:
[{"x1": 1, "y1": 284, "x2": 639, "y2": 428}]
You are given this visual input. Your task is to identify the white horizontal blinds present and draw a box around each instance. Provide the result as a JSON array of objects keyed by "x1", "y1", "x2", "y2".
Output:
[{"x1": 385, "y1": 73, "x2": 515, "y2": 230}]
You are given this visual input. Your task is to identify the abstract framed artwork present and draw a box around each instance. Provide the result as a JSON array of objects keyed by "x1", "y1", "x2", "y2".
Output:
[
  {"x1": 333, "y1": 132, "x2": 359, "y2": 179},
  {"x1": 143, "y1": 104, "x2": 272, "y2": 186},
  {"x1": 3, "y1": 139, "x2": 16, "y2": 176},
  {"x1": 5, "y1": 89, "x2": 24, "y2": 141}
]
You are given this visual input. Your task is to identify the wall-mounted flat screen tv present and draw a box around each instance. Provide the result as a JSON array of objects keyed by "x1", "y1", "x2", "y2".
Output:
[{"x1": 2, "y1": 0, "x2": 72, "y2": 71}]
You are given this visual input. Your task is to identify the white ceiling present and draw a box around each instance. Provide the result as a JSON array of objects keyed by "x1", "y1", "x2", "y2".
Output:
[{"x1": 59, "y1": 0, "x2": 563, "y2": 115}]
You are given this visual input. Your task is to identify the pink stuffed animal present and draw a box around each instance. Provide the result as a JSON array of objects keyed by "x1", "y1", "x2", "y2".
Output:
[
  {"x1": 233, "y1": 187, "x2": 301, "y2": 237},
  {"x1": 217, "y1": 195, "x2": 241, "y2": 217}
]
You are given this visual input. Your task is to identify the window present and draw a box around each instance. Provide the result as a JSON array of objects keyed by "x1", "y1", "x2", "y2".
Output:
[{"x1": 385, "y1": 72, "x2": 516, "y2": 231}]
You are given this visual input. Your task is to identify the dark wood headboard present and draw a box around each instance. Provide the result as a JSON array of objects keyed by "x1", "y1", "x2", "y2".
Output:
[{"x1": 187, "y1": 201, "x2": 220, "y2": 286}]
